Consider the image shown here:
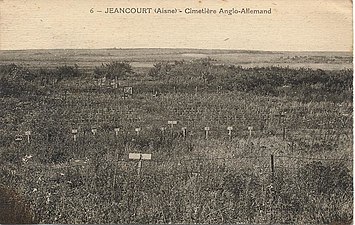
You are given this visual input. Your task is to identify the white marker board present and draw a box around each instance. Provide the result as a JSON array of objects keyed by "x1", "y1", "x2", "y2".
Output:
[
  {"x1": 168, "y1": 121, "x2": 177, "y2": 125},
  {"x1": 227, "y1": 126, "x2": 233, "y2": 131},
  {"x1": 129, "y1": 153, "x2": 152, "y2": 160},
  {"x1": 123, "y1": 86, "x2": 133, "y2": 95}
]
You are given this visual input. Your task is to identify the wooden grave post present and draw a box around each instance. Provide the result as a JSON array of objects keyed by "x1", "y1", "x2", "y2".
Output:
[
  {"x1": 204, "y1": 127, "x2": 210, "y2": 140},
  {"x1": 275, "y1": 111, "x2": 287, "y2": 140},
  {"x1": 123, "y1": 86, "x2": 133, "y2": 99},
  {"x1": 247, "y1": 126, "x2": 253, "y2": 138},
  {"x1": 227, "y1": 126, "x2": 233, "y2": 140},
  {"x1": 72, "y1": 129, "x2": 78, "y2": 142},
  {"x1": 114, "y1": 128, "x2": 120, "y2": 137},
  {"x1": 182, "y1": 127, "x2": 187, "y2": 139},
  {"x1": 168, "y1": 120, "x2": 177, "y2": 135},
  {"x1": 270, "y1": 154, "x2": 275, "y2": 223},
  {"x1": 135, "y1": 127, "x2": 141, "y2": 136},
  {"x1": 24, "y1": 131, "x2": 31, "y2": 144},
  {"x1": 128, "y1": 153, "x2": 152, "y2": 177},
  {"x1": 275, "y1": 111, "x2": 286, "y2": 124},
  {"x1": 91, "y1": 127, "x2": 97, "y2": 136},
  {"x1": 160, "y1": 127, "x2": 166, "y2": 135}
]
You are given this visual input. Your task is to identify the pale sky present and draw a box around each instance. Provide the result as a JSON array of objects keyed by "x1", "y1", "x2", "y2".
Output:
[{"x1": 0, "y1": 0, "x2": 353, "y2": 51}]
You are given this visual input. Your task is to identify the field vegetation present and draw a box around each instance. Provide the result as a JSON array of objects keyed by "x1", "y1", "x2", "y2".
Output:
[{"x1": 0, "y1": 52, "x2": 353, "y2": 224}]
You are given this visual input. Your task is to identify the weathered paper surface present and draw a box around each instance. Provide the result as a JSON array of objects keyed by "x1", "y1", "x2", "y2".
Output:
[{"x1": 0, "y1": 0, "x2": 353, "y2": 224}]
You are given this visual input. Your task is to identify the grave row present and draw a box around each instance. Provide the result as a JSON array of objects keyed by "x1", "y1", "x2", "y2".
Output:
[{"x1": 14, "y1": 119, "x2": 283, "y2": 143}]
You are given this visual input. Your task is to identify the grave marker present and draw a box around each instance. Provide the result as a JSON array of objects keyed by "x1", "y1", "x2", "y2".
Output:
[
  {"x1": 72, "y1": 129, "x2": 78, "y2": 142},
  {"x1": 129, "y1": 153, "x2": 152, "y2": 177},
  {"x1": 123, "y1": 86, "x2": 133, "y2": 99},
  {"x1": 15, "y1": 135, "x2": 23, "y2": 142},
  {"x1": 135, "y1": 127, "x2": 141, "y2": 136},
  {"x1": 182, "y1": 127, "x2": 187, "y2": 139},
  {"x1": 247, "y1": 126, "x2": 253, "y2": 137},
  {"x1": 168, "y1": 120, "x2": 178, "y2": 128},
  {"x1": 91, "y1": 128, "x2": 97, "y2": 136},
  {"x1": 275, "y1": 111, "x2": 286, "y2": 124},
  {"x1": 204, "y1": 127, "x2": 210, "y2": 140},
  {"x1": 227, "y1": 126, "x2": 233, "y2": 140},
  {"x1": 24, "y1": 131, "x2": 31, "y2": 143},
  {"x1": 168, "y1": 120, "x2": 177, "y2": 135},
  {"x1": 114, "y1": 128, "x2": 120, "y2": 136}
]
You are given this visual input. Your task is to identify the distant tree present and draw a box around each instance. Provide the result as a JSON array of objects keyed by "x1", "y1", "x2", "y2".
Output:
[
  {"x1": 54, "y1": 64, "x2": 80, "y2": 82},
  {"x1": 148, "y1": 62, "x2": 172, "y2": 77},
  {"x1": 94, "y1": 61, "x2": 133, "y2": 80},
  {"x1": 0, "y1": 64, "x2": 41, "y2": 96}
]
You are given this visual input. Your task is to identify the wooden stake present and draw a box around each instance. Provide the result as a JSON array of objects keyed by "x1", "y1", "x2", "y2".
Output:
[
  {"x1": 135, "y1": 128, "x2": 141, "y2": 136},
  {"x1": 182, "y1": 127, "x2": 187, "y2": 139},
  {"x1": 114, "y1": 128, "x2": 120, "y2": 137},
  {"x1": 248, "y1": 126, "x2": 253, "y2": 138},
  {"x1": 204, "y1": 127, "x2": 210, "y2": 140},
  {"x1": 227, "y1": 126, "x2": 233, "y2": 140},
  {"x1": 270, "y1": 154, "x2": 275, "y2": 175},
  {"x1": 270, "y1": 154, "x2": 275, "y2": 224},
  {"x1": 137, "y1": 159, "x2": 142, "y2": 177},
  {"x1": 25, "y1": 131, "x2": 31, "y2": 144}
]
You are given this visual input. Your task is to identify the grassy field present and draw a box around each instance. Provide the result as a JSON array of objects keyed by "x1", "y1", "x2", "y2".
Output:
[{"x1": 0, "y1": 49, "x2": 353, "y2": 224}]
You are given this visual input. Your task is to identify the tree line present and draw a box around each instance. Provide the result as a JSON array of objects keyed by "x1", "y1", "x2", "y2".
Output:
[{"x1": 0, "y1": 60, "x2": 352, "y2": 102}]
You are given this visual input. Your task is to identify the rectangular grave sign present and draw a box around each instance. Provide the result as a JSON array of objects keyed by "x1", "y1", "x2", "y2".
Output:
[
  {"x1": 123, "y1": 86, "x2": 133, "y2": 95},
  {"x1": 168, "y1": 121, "x2": 178, "y2": 125},
  {"x1": 129, "y1": 153, "x2": 152, "y2": 160}
]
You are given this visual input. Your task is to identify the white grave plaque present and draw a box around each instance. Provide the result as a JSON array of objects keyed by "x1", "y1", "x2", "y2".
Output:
[
  {"x1": 129, "y1": 153, "x2": 152, "y2": 160},
  {"x1": 123, "y1": 86, "x2": 133, "y2": 95}
]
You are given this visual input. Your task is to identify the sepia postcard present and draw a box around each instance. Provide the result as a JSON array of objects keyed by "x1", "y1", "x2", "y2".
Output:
[{"x1": 0, "y1": 0, "x2": 353, "y2": 224}]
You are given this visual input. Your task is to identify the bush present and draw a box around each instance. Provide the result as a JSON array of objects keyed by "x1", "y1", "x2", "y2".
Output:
[{"x1": 94, "y1": 61, "x2": 133, "y2": 80}]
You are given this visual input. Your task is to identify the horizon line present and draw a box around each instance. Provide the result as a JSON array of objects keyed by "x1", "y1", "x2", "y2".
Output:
[{"x1": 0, "y1": 47, "x2": 352, "y2": 53}]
